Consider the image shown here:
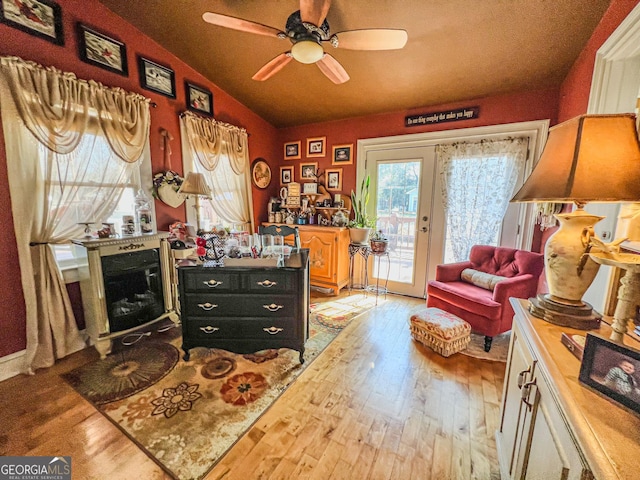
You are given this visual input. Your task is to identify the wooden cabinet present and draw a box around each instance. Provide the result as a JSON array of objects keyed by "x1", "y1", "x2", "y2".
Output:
[
  {"x1": 497, "y1": 299, "x2": 640, "y2": 480},
  {"x1": 177, "y1": 250, "x2": 309, "y2": 363},
  {"x1": 263, "y1": 224, "x2": 350, "y2": 295}
]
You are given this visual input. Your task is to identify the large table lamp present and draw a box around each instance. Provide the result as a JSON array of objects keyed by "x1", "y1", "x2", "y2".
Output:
[
  {"x1": 511, "y1": 114, "x2": 640, "y2": 329},
  {"x1": 178, "y1": 172, "x2": 211, "y2": 234}
]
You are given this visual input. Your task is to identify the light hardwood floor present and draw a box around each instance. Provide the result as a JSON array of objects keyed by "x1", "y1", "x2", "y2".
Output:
[{"x1": 0, "y1": 293, "x2": 505, "y2": 479}]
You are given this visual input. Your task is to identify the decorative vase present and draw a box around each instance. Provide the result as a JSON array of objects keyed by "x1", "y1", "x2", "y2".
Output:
[
  {"x1": 349, "y1": 227, "x2": 371, "y2": 245},
  {"x1": 370, "y1": 239, "x2": 388, "y2": 253},
  {"x1": 545, "y1": 210, "x2": 604, "y2": 305}
]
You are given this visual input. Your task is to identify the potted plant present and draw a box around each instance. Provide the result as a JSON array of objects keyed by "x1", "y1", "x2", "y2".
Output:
[
  {"x1": 369, "y1": 230, "x2": 389, "y2": 253},
  {"x1": 348, "y1": 175, "x2": 376, "y2": 244}
]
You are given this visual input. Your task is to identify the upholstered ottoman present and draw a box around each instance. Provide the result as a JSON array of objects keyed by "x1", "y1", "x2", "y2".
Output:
[{"x1": 410, "y1": 307, "x2": 471, "y2": 357}]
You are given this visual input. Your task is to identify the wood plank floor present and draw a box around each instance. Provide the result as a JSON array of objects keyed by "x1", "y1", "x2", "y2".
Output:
[{"x1": 0, "y1": 293, "x2": 505, "y2": 479}]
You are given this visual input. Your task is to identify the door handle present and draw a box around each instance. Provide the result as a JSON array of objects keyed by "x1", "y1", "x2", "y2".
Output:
[{"x1": 420, "y1": 226, "x2": 428, "y2": 233}]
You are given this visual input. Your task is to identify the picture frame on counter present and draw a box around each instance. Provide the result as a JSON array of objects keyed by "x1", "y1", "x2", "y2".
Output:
[
  {"x1": 0, "y1": 0, "x2": 64, "y2": 45},
  {"x1": 300, "y1": 162, "x2": 318, "y2": 180},
  {"x1": 306, "y1": 136, "x2": 326, "y2": 158},
  {"x1": 325, "y1": 168, "x2": 342, "y2": 192},
  {"x1": 77, "y1": 24, "x2": 128, "y2": 76},
  {"x1": 284, "y1": 141, "x2": 301, "y2": 160},
  {"x1": 138, "y1": 56, "x2": 176, "y2": 98},
  {"x1": 579, "y1": 333, "x2": 640, "y2": 415},
  {"x1": 185, "y1": 82, "x2": 213, "y2": 117},
  {"x1": 332, "y1": 144, "x2": 353, "y2": 165},
  {"x1": 280, "y1": 166, "x2": 293, "y2": 185}
]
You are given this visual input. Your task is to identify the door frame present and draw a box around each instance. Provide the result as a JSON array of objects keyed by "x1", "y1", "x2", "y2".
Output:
[{"x1": 356, "y1": 119, "x2": 550, "y2": 259}]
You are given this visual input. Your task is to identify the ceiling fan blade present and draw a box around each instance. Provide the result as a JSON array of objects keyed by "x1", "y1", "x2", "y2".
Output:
[
  {"x1": 252, "y1": 53, "x2": 293, "y2": 81},
  {"x1": 202, "y1": 12, "x2": 282, "y2": 38},
  {"x1": 334, "y1": 29, "x2": 408, "y2": 50},
  {"x1": 300, "y1": 0, "x2": 332, "y2": 26},
  {"x1": 316, "y1": 54, "x2": 349, "y2": 84}
]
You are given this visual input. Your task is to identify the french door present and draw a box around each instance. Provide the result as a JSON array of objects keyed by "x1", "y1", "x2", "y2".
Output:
[{"x1": 365, "y1": 146, "x2": 444, "y2": 297}]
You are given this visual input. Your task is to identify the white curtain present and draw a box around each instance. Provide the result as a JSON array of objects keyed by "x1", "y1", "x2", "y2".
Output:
[
  {"x1": 180, "y1": 112, "x2": 253, "y2": 230},
  {"x1": 0, "y1": 56, "x2": 151, "y2": 373},
  {"x1": 437, "y1": 137, "x2": 528, "y2": 262}
]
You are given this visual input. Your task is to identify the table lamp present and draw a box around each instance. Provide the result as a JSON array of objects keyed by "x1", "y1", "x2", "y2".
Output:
[
  {"x1": 178, "y1": 172, "x2": 211, "y2": 234},
  {"x1": 511, "y1": 114, "x2": 640, "y2": 329}
]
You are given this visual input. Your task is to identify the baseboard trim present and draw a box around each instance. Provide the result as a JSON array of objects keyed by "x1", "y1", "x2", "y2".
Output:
[{"x1": 0, "y1": 349, "x2": 26, "y2": 382}]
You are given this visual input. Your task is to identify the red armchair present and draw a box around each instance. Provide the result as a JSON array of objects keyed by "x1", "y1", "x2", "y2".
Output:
[{"x1": 426, "y1": 245, "x2": 544, "y2": 351}]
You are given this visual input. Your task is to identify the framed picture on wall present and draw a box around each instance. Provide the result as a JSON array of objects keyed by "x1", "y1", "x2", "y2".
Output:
[
  {"x1": 325, "y1": 168, "x2": 342, "y2": 191},
  {"x1": 280, "y1": 166, "x2": 293, "y2": 185},
  {"x1": 138, "y1": 56, "x2": 176, "y2": 98},
  {"x1": 251, "y1": 158, "x2": 271, "y2": 189},
  {"x1": 77, "y1": 24, "x2": 128, "y2": 76},
  {"x1": 0, "y1": 0, "x2": 64, "y2": 45},
  {"x1": 332, "y1": 144, "x2": 353, "y2": 165},
  {"x1": 306, "y1": 136, "x2": 326, "y2": 158},
  {"x1": 185, "y1": 82, "x2": 213, "y2": 117},
  {"x1": 300, "y1": 162, "x2": 318, "y2": 180},
  {"x1": 579, "y1": 333, "x2": 640, "y2": 415},
  {"x1": 284, "y1": 141, "x2": 301, "y2": 160}
]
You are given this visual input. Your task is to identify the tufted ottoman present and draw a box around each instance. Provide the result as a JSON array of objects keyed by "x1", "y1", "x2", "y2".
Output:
[{"x1": 410, "y1": 307, "x2": 471, "y2": 357}]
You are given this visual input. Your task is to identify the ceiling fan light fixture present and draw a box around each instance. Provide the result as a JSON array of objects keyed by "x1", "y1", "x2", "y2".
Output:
[{"x1": 291, "y1": 39, "x2": 324, "y2": 64}]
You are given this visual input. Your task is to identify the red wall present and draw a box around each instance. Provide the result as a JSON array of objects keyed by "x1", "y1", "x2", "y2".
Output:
[
  {"x1": 273, "y1": 88, "x2": 560, "y2": 223},
  {"x1": 0, "y1": 0, "x2": 279, "y2": 356}
]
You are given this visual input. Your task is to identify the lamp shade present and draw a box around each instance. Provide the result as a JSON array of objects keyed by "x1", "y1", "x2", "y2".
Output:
[
  {"x1": 178, "y1": 172, "x2": 211, "y2": 198},
  {"x1": 511, "y1": 114, "x2": 640, "y2": 203}
]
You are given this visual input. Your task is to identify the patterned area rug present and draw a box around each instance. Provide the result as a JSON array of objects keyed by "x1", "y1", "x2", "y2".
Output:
[
  {"x1": 62, "y1": 316, "x2": 345, "y2": 480},
  {"x1": 309, "y1": 293, "x2": 380, "y2": 330}
]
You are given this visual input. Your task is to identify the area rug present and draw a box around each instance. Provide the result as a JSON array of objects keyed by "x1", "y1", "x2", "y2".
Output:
[
  {"x1": 309, "y1": 293, "x2": 379, "y2": 330},
  {"x1": 460, "y1": 331, "x2": 511, "y2": 362},
  {"x1": 62, "y1": 315, "x2": 345, "y2": 480}
]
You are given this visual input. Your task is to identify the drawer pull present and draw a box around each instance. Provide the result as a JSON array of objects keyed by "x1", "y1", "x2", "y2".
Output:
[
  {"x1": 197, "y1": 302, "x2": 218, "y2": 311},
  {"x1": 199, "y1": 326, "x2": 220, "y2": 334},
  {"x1": 263, "y1": 326, "x2": 284, "y2": 335},
  {"x1": 203, "y1": 280, "x2": 223, "y2": 288},
  {"x1": 257, "y1": 279, "x2": 277, "y2": 288},
  {"x1": 521, "y1": 378, "x2": 537, "y2": 411},
  {"x1": 263, "y1": 303, "x2": 284, "y2": 312},
  {"x1": 517, "y1": 366, "x2": 532, "y2": 389}
]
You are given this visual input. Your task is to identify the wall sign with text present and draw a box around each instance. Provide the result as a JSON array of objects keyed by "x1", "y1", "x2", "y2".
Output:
[{"x1": 405, "y1": 107, "x2": 479, "y2": 127}]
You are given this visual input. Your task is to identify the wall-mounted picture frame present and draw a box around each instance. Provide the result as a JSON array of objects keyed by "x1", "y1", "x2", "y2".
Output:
[
  {"x1": 77, "y1": 24, "x2": 127, "y2": 76},
  {"x1": 325, "y1": 168, "x2": 342, "y2": 192},
  {"x1": 332, "y1": 144, "x2": 353, "y2": 165},
  {"x1": 251, "y1": 158, "x2": 271, "y2": 189},
  {"x1": 579, "y1": 333, "x2": 640, "y2": 415},
  {"x1": 300, "y1": 162, "x2": 318, "y2": 181},
  {"x1": 0, "y1": 0, "x2": 64, "y2": 45},
  {"x1": 307, "y1": 136, "x2": 326, "y2": 158},
  {"x1": 284, "y1": 141, "x2": 301, "y2": 160},
  {"x1": 280, "y1": 166, "x2": 293, "y2": 185},
  {"x1": 138, "y1": 56, "x2": 176, "y2": 98},
  {"x1": 185, "y1": 82, "x2": 213, "y2": 117}
]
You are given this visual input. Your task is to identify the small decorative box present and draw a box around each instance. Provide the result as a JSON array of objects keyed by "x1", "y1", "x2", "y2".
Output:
[{"x1": 561, "y1": 333, "x2": 586, "y2": 360}]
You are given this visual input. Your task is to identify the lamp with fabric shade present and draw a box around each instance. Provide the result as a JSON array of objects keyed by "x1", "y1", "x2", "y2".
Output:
[
  {"x1": 178, "y1": 172, "x2": 211, "y2": 234},
  {"x1": 511, "y1": 113, "x2": 640, "y2": 329}
]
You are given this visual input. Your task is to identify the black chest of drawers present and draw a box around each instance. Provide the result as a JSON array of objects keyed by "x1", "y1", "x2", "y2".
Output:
[{"x1": 177, "y1": 250, "x2": 310, "y2": 363}]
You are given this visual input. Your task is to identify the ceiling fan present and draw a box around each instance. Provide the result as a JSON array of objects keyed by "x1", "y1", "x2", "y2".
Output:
[{"x1": 202, "y1": 0, "x2": 408, "y2": 84}]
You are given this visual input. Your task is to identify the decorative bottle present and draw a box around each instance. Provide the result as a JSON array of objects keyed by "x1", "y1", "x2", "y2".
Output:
[{"x1": 135, "y1": 189, "x2": 153, "y2": 234}]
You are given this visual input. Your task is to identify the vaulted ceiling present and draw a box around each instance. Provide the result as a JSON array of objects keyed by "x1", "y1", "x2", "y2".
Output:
[{"x1": 96, "y1": 0, "x2": 611, "y2": 128}]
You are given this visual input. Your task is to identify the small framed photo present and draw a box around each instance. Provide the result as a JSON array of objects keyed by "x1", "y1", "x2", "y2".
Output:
[
  {"x1": 307, "y1": 136, "x2": 326, "y2": 158},
  {"x1": 284, "y1": 141, "x2": 301, "y2": 160},
  {"x1": 185, "y1": 82, "x2": 213, "y2": 117},
  {"x1": 332, "y1": 144, "x2": 353, "y2": 165},
  {"x1": 325, "y1": 168, "x2": 342, "y2": 192},
  {"x1": 138, "y1": 56, "x2": 176, "y2": 98},
  {"x1": 251, "y1": 158, "x2": 271, "y2": 189},
  {"x1": 300, "y1": 162, "x2": 318, "y2": 181},
  {"x1": 280, "y1": 166, "x2": 293, "y2": 185},
  {"x1": 579, "y1": 333, "x2": 640, "y2": 415},
  {"x1": 0, "y1": 0, "x2": 63, "y2": 45},
  {"x1": 77, "y1": 24, "x2": 127, "y2": 76}
]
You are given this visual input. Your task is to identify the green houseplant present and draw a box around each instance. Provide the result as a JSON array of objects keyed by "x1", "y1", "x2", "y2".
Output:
[{"x1": 348, "y1": 175, "x2": 376, "y2": 244}]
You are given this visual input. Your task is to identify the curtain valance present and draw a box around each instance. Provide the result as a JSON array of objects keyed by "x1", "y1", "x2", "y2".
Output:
[
  {"x1": 181, "y1": 111, "x2": 248, "y2": 174},
  {"x1": 0, "y1": 56, "x2": 150, "y2": 163}
]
